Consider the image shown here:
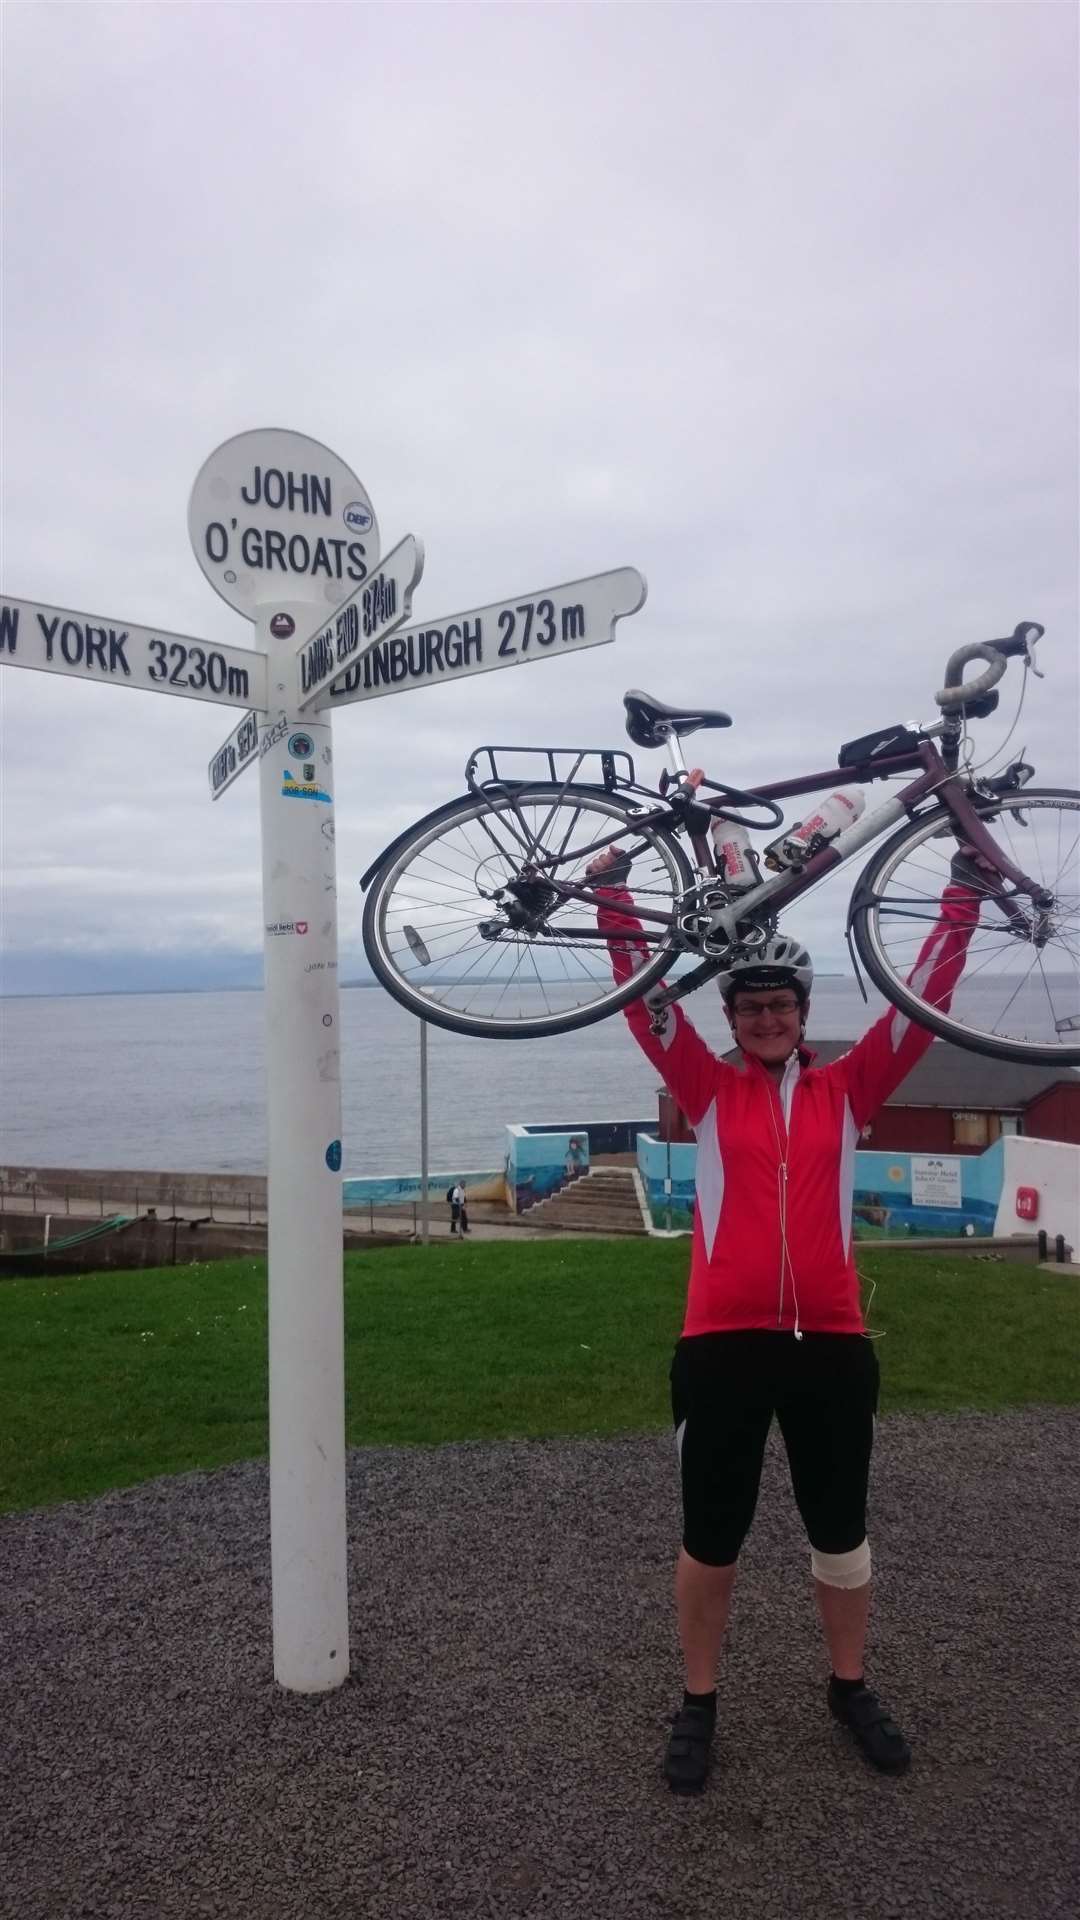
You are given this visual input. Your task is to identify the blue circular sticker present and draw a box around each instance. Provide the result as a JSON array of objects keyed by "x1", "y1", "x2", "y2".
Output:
[
  {"x1": 288, "y1": 732, "x2": 314, "y2": 758},
  {"x1": 343, "y1": 500, "x2": 373, "y2": 532},
  {"x1": 325, "y1": 1140, "x2": 342, "y2": 1172}
]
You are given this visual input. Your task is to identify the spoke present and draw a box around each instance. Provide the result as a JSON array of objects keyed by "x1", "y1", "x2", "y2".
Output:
[
  {"x1": 388, "y1": 911, "x2": 493, "y2": 939},
  {"x1": 458, "y1": 813, "x2": 513, "y2": 880},
  {"x1": 371, "y1": 787, "x2": 687, "y2": 1029},
  {"x1": 455, "y1": 940, "x2": 524, "y2": 1004},
  {"x1": 471, "y1": 799, "x2": 538, "y2": 869},
  {"x1": 430, "y1": 926, "x2": 509, "y2": 985},
  {"x1": 876, "y1": 928, "x2": 1031, "y2": 968},
  {"x1": 523, "y1": 936, "x2": 554, "y2": 1013},
  {"x1": 1034, "y1": 951, "x2": 1071, "y2": 1030},
  {"x1": 987, "y1": 952, "x2": 1041, "y2": 1028},
  {"x1": 866, "y1": 796, "x2": 1080, "y2": 1053},
  {"x1": 1043, "y1": 927, "x2": 1080, "y2": 964},
  {"x1": 955, "y1": 940, "x2": 1041, "y2": 987},
  {"x1": 548, "y1": 929, "x2": 582, "y2": 990},
  {"x1": 485, "y1": 963, "x2": 532, "y2": 1019},
  {"x1": 409, "y1": 844, "x2": 500, "y2": 890}
]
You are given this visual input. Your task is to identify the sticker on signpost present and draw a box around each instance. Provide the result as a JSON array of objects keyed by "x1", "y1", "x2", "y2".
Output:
[{"x1": 188, "y1": 429, "x2": 380, "y2": 620}]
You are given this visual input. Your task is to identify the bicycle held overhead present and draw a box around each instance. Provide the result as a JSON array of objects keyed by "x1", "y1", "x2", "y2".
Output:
[{"x1": 360, "y1": 622, "x2": 1079, "y2": 1066}]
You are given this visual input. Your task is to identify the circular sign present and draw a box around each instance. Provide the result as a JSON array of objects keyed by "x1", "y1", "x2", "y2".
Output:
[{"x1": 188, "y1": 428, "x2": 380, "y2": 620}]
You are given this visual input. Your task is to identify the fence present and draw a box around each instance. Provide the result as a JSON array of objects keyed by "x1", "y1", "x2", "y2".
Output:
[{"x1": 0, "y1": 1178, "x2": 265, "y2": 1223}]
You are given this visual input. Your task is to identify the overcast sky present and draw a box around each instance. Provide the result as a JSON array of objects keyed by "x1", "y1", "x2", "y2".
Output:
[{"x1": 1, "y1": 0, "x2": 1077, "y2": 992}]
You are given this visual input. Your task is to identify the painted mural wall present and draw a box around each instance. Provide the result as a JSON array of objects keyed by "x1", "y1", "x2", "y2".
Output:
[
  {"x1": 505, "y1": 1125, "x2": 591, "y2": 1214},
  {"x1": 342, "y1": 1170, "x2": 499, "y2": 1210},
  {"x1": 635, "y1": 1134, "x2": 1008, "y2": 1238}
]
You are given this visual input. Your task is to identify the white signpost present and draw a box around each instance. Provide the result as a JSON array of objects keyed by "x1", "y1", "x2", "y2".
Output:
[{"x1": 2, "y1": 426, "x2": 648, "y2": 1697}]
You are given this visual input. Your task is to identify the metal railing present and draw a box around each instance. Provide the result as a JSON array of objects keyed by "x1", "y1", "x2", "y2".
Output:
[{"x1": 0, "y1": 1180, "x2": 264, "y2": 1223}]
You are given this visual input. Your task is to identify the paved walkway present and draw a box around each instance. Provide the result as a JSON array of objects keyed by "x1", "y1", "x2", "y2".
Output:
[{"x1": 2, "y1": 1407, "x2": 1077, "y2": 1920}]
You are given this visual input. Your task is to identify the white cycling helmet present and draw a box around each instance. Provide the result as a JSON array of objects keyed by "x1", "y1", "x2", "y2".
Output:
[{"x1": 716, "y1": 936, "x2": 814, "y2": 1006}]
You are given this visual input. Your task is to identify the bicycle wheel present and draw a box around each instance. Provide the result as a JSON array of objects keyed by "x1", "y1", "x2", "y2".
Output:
[
  {"x1": 362, "y1": 783, "x2": 693, "y2": 1038},
  {"x1": 852, "y1": 788, "x2": 1080, "y2": 1064}
]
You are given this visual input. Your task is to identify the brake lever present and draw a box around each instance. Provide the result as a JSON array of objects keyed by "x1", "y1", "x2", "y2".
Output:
[{"x1": 1012, "y1": 620, "x2": 1045, "y2": 678}]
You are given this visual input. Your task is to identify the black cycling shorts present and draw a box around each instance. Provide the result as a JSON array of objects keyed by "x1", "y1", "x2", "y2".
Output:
[{"x1": 670, "y1": 1330, "x2": 880, "y2": 1568}]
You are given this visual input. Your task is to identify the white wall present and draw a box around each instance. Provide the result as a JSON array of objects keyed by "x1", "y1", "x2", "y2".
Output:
[{"x1": 993, "y1": 1137, "x2": 1080, "y2": 1252}]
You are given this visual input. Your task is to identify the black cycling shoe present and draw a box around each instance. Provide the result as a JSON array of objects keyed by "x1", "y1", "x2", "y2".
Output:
[
  {"x1": 828, "y1": 1679, "x2": 912, "y2": 1774},
  {"x1": 663, "y1": 1704, "x2": 716, "y2": 1794}
]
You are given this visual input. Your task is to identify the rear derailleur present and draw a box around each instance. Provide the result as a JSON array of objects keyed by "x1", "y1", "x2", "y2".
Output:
[{"x1": 478, "y1": 870, "x2": 560, "y2": 940}]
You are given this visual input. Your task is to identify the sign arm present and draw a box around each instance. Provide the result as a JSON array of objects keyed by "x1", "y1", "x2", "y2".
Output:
[{"x1": 321, "y1": 566, "x2": 647, "y2": 709}]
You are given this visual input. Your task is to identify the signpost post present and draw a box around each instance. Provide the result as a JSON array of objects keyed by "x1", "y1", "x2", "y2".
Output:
[
  {"x1": 419, "y1": 1020, "x2": 430, "y2": 1247},
  {"x1": 2, "y1": 426, "x2": 647, "y2": 1697},
  {"x1": 187, "y1": 429, "x2": 379, "y2": 1695}
]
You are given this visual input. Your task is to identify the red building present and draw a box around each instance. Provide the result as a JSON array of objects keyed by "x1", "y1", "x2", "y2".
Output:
[{"x1": 657, "y1": 1039, "x2": 1080, "y2": 1156}]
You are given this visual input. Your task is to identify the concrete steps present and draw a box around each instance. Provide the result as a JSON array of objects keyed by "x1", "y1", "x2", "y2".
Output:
[{"x1": 521, "y1": 1167, "x2": 647, "y2": 1236}]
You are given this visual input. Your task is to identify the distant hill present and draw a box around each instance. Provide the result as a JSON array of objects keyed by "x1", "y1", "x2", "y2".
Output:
[
  {"x1": 0, "y1": 949, "x2": 375, "y2": 997},
  {"x1": 0, "y1": 949, "x2": 855, "y2": 999}
]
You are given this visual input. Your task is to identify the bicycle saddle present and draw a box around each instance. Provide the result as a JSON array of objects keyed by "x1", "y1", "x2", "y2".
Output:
[{"x1": 623, "y1": 689, "x2": 733, "y2": 749}]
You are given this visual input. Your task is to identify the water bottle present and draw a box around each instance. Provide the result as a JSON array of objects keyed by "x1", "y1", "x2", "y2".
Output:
[
  {"x1": 710, "y1": 817, "x2": 760, "y2": 891},
  {"x1": 763, "y1": 788, "x2": 866, "y2": 871}
]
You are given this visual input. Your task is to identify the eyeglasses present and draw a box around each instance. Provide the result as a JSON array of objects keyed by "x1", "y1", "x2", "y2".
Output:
[{"x1": 732, "y1": 995, "x2": 802, "y2": 1019}]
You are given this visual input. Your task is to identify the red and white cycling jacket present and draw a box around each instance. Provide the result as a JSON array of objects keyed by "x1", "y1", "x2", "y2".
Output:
[{"x1": 598, "y1": 884, "x2": 980, "y2": 1337}]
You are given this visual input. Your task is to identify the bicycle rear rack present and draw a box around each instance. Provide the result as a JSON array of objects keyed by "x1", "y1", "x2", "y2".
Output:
[{"x1": 465, "y1": 744, "x2": 638, "y2": 797}]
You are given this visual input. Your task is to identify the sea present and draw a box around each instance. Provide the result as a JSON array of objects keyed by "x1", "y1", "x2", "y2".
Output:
[{"x1": 1, "y1": 977, "x2": 896, "y2": 1177}]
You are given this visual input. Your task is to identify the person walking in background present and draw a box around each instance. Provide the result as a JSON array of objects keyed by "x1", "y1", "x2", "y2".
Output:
[
  {"x1": 586, "y1": 842, "x2": 983, "y2": 1796},
  {"x1": 448, "y1": 1181, "x2": 468, "y2": 1236}
]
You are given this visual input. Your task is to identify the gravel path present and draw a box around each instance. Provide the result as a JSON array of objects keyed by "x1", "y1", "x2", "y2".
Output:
[{"x1": 2, "y1": 1409, "x2": 1078, "y2": 1920}]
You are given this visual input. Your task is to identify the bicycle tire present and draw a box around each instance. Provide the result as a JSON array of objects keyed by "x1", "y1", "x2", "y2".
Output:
[
  {"x1": 362, "y1": 783, "x2": 694, "y2": 1039},
  {"x1": 851, "y1": 788, "x2": 1080, "y2": 1065}
]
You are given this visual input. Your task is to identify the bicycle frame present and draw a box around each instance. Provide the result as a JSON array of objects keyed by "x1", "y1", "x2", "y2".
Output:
[{"x1": 532, "y1": 733, "x2": 1047, "y2": 947}]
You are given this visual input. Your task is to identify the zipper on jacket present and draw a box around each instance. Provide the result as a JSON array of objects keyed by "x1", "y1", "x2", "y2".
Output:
[
  {"x1": 768, "y1": 1073, "x2": 790, "y2": 1328},
  {"x1": 764, "y1": 1057, "x2": 799, "y2": 1329}
]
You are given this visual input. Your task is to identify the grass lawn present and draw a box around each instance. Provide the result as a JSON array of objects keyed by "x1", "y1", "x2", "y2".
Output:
[{"x1": 1, "y1": 1240, "x2": 1077, "y2": 1513}]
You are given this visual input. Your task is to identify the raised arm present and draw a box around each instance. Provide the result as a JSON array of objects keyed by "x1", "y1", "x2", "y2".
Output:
[
  {"x1": 837, "y1": 872, "x2": 982, "y2": 1127},
  {"x1": 590, "y1": 849, "x2": 723, "y2": 1129}
]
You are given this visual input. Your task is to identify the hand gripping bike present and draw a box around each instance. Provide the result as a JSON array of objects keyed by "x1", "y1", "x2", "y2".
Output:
[{"x1": 360, "y1": 622, "x2": 1079, "y2": 1064}]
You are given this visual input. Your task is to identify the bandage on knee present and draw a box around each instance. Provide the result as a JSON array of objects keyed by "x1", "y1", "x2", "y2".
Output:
[{"x1": 810, "y1": 1539, "x2": 871, "y2": 1589}]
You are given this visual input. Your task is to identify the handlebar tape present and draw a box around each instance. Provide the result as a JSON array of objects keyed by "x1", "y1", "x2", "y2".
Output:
[{"x1": 935, "y1": 622, "x2": 1043, "y2": 710}]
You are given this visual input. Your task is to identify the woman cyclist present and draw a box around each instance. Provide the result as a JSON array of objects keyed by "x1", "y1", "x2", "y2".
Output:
[{"x1": 586, "y1": 844, "x2": 982, "y2": 1794}]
